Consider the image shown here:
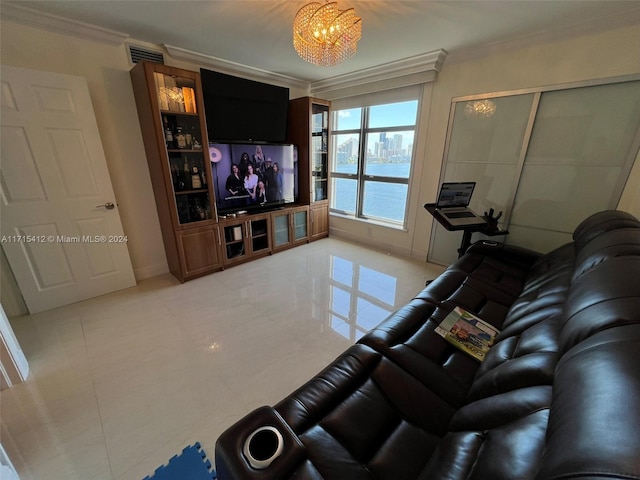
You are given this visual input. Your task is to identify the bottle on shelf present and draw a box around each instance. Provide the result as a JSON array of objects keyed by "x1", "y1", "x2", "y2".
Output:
[
  {"x1": 191, "y1": 126, "x2": 202, "y2": 150},
  {"x1": 175, "y1": 125, "x2": 187, "y2": 149},
  {"x1": 171, "y1": 163, "x2": 179, "y2": 190},
  {"x1": 191, "y1": 162, "x2": 202, "y2": 189},
  {"x1": 163, "y1": 116, "x2": 174, "y2": 148},
  {"x1": 185, "y1": 127, "x2": 193, "y2": 149},
  {"x1": 183, "y1": 156, "x2": 191, "y2": 190},
  {"x1": 193, "y1": 198, "x2": 207, "y2": 220}
]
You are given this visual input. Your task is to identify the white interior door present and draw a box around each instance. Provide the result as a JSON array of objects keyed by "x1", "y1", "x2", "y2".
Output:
[{"x1": 1, "y1": 65, "x2": 136, "y2": 314}]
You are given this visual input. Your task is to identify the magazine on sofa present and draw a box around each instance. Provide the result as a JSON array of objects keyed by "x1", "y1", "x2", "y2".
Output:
[{"x1": 435, "y1": 307, "x2": 500, "y2": 362}]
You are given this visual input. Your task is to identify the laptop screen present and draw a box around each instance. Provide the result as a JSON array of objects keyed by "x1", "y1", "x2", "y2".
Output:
[{"x1": 436, "y1": 182, "x2": 476, "y2": 207}]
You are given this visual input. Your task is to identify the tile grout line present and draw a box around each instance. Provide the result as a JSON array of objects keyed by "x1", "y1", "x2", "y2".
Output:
[{"x1": 79, "y1": 314, "x2": 115, "y2": 480}]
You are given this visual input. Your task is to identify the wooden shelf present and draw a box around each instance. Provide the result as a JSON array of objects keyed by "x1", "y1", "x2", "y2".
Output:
[{"x1": 130, "y1": 62, "x2": 222, "y2": 282}]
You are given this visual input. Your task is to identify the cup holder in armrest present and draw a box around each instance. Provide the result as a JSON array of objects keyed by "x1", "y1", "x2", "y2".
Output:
[
  {"x1": 243, "y1": 426, "x2": 284, "y2": 469},
  {"x1": 215, "y1": 406, "x2": 306, "y2": 479}
]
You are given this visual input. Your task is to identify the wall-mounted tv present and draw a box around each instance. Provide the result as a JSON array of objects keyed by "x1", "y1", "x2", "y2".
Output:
[
  {"x1": 209, "y1": 142, "x2": 298, "y2": 216},
  {"x1": 200, "y1": 68, "x2": 289, "y2": 143}
]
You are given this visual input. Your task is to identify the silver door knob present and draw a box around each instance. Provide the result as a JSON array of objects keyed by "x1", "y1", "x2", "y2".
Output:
[{"x1": 96, "y1": 202, "x2": 115, "y2": 210}]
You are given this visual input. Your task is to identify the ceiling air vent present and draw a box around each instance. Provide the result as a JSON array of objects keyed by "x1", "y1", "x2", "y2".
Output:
[{"x1": 128, "y1": 45, "x2": 165, "y2": 65}]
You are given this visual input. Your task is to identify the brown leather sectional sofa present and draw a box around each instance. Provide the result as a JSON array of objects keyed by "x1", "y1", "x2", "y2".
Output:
[{"x1": 214, "y1": 210, "x2": 640, "y2": 480}]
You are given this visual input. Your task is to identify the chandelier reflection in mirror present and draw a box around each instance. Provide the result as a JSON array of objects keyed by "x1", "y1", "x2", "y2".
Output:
[
  {"x1": 464, "y1": 99, "x2": 497, "y2": 118},
  {"x1": 293, "y1": 1, "x2": 362, "y2": 67}
]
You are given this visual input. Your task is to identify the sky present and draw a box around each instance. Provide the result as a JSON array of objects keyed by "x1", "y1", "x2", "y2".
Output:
[{"x1": 334, "y1": 100, "x2": 418, "y2": 130}]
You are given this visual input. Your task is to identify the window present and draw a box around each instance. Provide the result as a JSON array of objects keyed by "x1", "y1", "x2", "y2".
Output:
[{"x1": 330, "y1": 99, "x2": 419, "y2": 225}]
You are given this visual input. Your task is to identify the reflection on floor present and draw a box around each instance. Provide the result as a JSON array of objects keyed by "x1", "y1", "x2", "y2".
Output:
[
  {"x1": 329, "y1": 256, "x2": 403, "y2": 342},
  {"x1": 1, "y1": 238, "x2": 445, "y2": 480}
]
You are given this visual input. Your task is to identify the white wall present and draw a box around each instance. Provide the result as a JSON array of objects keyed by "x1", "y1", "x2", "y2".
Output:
[{"x1": 1, "y1": 16, "x2": 639, "y2": 314}]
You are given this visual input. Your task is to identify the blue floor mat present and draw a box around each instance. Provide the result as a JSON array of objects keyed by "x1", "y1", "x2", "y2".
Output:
[{"x1": 143, "y1": 442, "x2": 216, "y2": 480}]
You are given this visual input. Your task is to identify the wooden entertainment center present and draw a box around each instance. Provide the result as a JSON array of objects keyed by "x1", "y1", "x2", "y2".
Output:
[{"x1": 130, "y1": 62, "x2": 329, "y2": 282}]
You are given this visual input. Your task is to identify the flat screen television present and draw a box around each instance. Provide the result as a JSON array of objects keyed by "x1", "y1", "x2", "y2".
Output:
[
  {"x1": 200, "y1": 68, "x2": 289, "y2": 143},
  {"x1": 209, "y1": 142, "x2": 298, "y2": 216}
]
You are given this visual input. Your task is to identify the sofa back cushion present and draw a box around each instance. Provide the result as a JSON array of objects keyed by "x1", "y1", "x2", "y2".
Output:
[
  {"x1": 573, "y1": 227, "x2": 640, "y2": 280},
  {"x1": 536, "y1": 325, "x2": 640, "y2": 480},
  {"x1": 572, "y1": 209, "x2": 640, "y2": 251},
  {"x1": 560, "y1": 256, "x2": 640, "y2": 355}
]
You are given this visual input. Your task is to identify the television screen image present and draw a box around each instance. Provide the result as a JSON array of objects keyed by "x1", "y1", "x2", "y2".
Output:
[{"x1": 209, "y1": 142, "x2": 297, "y2": 215}]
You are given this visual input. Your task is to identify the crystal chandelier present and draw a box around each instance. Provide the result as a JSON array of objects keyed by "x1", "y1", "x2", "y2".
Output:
[
  {"x1": 293, "y1": 1, "x2": 362, "y2": 67},
  {"x1": 464, "y1": 100, "x2": 497, "y2": 118}
]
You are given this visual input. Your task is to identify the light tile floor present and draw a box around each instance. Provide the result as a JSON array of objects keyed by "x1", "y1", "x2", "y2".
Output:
[{"x1": 1, "y1": 238, "x2": 445, "y2": 480}]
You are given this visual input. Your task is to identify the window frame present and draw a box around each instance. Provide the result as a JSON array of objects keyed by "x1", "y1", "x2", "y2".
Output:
[{"x1": 330, "y1": 98, "x2": 419, "y2": 227}]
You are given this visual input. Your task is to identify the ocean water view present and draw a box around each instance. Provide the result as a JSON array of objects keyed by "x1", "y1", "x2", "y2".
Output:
[{"x1": 332, "y1": 163, "x2": 411, "y2": 223}]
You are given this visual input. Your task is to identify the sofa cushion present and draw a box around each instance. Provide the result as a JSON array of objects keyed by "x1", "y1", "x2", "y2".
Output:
[
  {"x1": 448, "y1": 241, "x2": 537, "y2": 298},
  {"x1": 274, "y1": 344, "x2": 458, "y2": 479},
  {"x1": 536, "y1": 325, "x2": 640, "y2": 480},
  {"x1": 420, "y1": 386, "x2": 552, "y2": 480},
  {"x1": 468, "y1": 324, "x2": 558, "y2": 401},
  {"x1": 358, "y1": 299, "x2": 476, "y2": 407}
]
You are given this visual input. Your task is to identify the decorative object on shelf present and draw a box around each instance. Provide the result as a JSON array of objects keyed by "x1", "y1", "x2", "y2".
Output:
[
  {"x1": 293, "y1": 1, "x2": 362, "y2": 67},
  {"x1": 464, "y1": 99, "x2": 497, "y2": 118},
  {"x1": 175, "y1": 125, "x2": 187, "y2": 149}
]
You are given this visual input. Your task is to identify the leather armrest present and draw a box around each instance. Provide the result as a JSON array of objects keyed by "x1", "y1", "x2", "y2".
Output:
[{"x1": 215, "y1": 406, "x2": 306, "y2": 480}]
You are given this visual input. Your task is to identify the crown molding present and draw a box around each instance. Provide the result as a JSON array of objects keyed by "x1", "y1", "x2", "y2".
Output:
[
  {"x1": 0, "y1": 3, "x2": 448, "y2": 97},
  {"x1": 164, "y1": 44, "x2": 309, "y2": 91},
  {"x1": 0, "y1": 2, "x2": 129, "y2": 45},
  {"x1": 309, "y1": 49, "x2": 447, "y2": 98}
]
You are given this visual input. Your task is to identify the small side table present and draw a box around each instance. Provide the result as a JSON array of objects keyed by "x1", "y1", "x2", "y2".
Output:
[{"x1": 424, "y1": 203, "x2": 509, "y2": 258}]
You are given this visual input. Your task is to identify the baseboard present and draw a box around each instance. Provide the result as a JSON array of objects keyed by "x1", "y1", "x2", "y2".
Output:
[
  {"x1": 329, "y1": 229, "x2": 414, "y2": 259},
  {"x1": 133, "y1": 262, "x2": 169, "y2": 281}
]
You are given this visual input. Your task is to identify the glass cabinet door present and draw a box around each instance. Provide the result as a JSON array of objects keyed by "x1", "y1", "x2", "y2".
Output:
[
  {"x1": 273, "y1": 212, "x2": 290, "y2": 248},
  {"x1": 153, "y1": 71, "x2": 210, "y2": 225},
  {"x1": 294, "y1": 210, "x2": 308, "y2": 241},
  {"x1": 311, "y1": 103, "x2": 329, "y2": 202}
]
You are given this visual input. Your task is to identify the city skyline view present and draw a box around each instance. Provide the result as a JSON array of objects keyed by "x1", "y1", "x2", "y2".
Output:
[
  {"x1": 333, "y1": 131, "x2": 414, "y2": 165},
  {"x1": 332, "y1": 101, "x2": 417, "y2": 174}
]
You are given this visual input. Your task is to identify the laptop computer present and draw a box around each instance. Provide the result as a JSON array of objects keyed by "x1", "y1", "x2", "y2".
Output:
[{"x1": 435, "y1": 182, "x2": 487, "y2": 226}]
